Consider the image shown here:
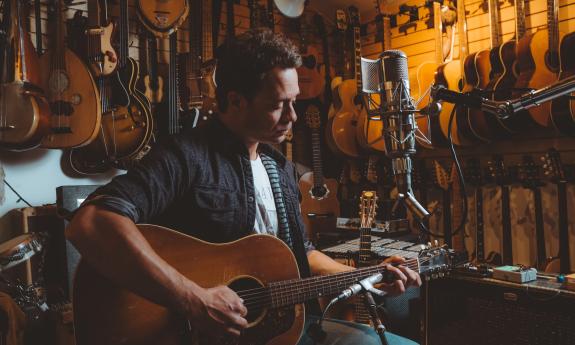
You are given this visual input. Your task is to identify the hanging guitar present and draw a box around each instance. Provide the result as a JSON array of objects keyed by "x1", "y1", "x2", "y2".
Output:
[
  {"x1": 178, "y1": 0, "x2": 217, "y2": 129},
  {"x1": 84, "y1": 0, "x2": 118, "y2": 77},
  {"x1": 70, "y1": 0, "x2": 153, "y2": 174},
  {"x1": 73, "y1": 224, "x2": 461, "y2": 345},
  {"x1": 299, "y1": 105, "x2": 340, "y2": 244},
  {"x1": 141, "y1": 33, "x2": 164, "y2": 106},
  {"x1": 295, "y1": 13, "x2": 324, "y2": 101},
  {"x1": 39, "y1": 0, "x2": 101, "y2": 149},
  {"x1": 550, "y1": 31, "x2": 575, "y2": 136},
  {"x1": 0, "y1": 0, "x2": 50, "y2": 150},
  {"x1": 136, "y1": 0, "x2": 189, "y2": 37}
]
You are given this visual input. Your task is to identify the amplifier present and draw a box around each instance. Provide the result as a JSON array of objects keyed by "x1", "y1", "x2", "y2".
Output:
[{"x1": 424, "y1": 273, "x2": 575, "y2": 345}]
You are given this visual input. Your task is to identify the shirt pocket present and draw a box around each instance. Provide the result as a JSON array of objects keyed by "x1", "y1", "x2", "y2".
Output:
[{"x1": 192, "y1": 186, "x2": 241, "y2": 241}]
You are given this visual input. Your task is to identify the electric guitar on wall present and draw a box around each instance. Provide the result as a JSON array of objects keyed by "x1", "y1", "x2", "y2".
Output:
[
  {"x1": 486, "y1": 155, "x2": 513, "y2": 266},
  {"x1": 73, "y1": 224, "x2": 460, "y2": 345},
  {"x1": 299, "y1": 105, "x2": 340, "y2": 244}
]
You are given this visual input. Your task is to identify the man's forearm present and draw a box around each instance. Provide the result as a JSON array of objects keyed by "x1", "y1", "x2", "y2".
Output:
[{"x1": 307, "y1": 249, "x2": 355, "y2": 276}]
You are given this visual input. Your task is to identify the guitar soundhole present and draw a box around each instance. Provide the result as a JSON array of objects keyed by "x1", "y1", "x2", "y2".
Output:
[
  {"x1": 311, "y1": 185, "x2": 328, "y2": 199},
  {"x1": 228, "y1": 276, "x2": 267, "y2": 324},
  {"x1": 302, "y1": 55, "x2": 317, "y2": 69}
]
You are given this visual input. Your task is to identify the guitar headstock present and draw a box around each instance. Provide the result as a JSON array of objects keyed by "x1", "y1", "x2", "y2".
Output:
[
  {"x1": 433, "y1": 160, "x2": 451, "y2": 191},
  {"x1": 486, "y1": 155, "x2": 510, "y2": 186},
  {"x1": 516, "y1": 155, "x2": 544, "y2": 189},
  {"x1": 347, "y1": 5, "x2": 360, "y2": 28},
  {"x1": 417, "y1": 243, "x2": 466, "y2": 278},
  {"x1": 304, "y1": 105, "x2": 321, "y2": 130},
  {"x1": 463, "y1": 157, "x2": 483, "y2": 187},
  {"x1": 541, "y1": 148, "x2": 566, "y2": 183},
  {"x1": 359, "y1": 191, "x2": 378, "y2": 228},
  {"x1": 335, "y1": 9, "x2": 348, "y2": 31},
  {"x1": 284, "y1": 128, "x2": 293, "y2": 142}
]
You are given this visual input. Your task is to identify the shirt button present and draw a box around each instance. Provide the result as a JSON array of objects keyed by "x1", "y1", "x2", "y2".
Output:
[{"x1": 248, "y1": 196, "x2": 254, "y2": 202}]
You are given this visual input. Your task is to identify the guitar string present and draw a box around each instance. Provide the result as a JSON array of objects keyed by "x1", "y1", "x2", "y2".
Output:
[
  {"x1": 239, "y1": 259, "x2": 428, "y2": 310},
  {"x1": 235, "y1": 258, "x2": 426, "y2": 302}
]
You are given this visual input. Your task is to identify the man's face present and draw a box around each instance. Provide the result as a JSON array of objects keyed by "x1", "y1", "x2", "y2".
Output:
[{"x1": 238, "y1": 67, "x2": 299, "y2": 145}]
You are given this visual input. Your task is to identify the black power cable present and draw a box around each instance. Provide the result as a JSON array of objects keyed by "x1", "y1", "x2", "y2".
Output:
[{"x1": 3, "y1": 179, "x2": 34, "y2": 207}]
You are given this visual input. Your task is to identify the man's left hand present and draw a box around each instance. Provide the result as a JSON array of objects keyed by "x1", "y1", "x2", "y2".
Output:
[{"x1": 377, "y1": 256, "x2": 422, "y2": 296}]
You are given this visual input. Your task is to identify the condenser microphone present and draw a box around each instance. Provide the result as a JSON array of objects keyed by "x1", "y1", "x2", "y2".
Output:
[{"x1": 361, "y1": 51, "x2": 430, "y2": 221}]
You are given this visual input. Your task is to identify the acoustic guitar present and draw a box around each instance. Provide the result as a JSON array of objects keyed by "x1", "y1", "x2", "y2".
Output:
[
  {"x1": 356, "y1": 0, "x2": 386, "y2": 154},
  {"x1": 296, "y1": 13, "x2": 324, "y2": 101},
  {"x1": 550, "y1": 31, "x2": 575, "y2": 136},
  {"x1": 415, "y1": 1, "x2": 444, "y2": 149},
  {"x1": 72, "y1": 224, "x2": 459, "y2": 345},
  {"x1": 0, "y1": 0, "x2": 50, "y2": 150},
  {"x1": 514, "y1": 0, "x2": 564, "y2": 128},
  {"x1": 136, "y1": 0, "x2": 189, "y2": 38},
  {"x1": 70, "y1": 0, "x2": 154, "y2": 173},
  {"x1": 299, "y1": 105, "x2": 340, "y2": 244},
  {"x1": 326, "y1": 6, "x2": 363, "y2": 159},
  {"x1": 40, "y1": 0, "x2": 101, "y2": 149}
]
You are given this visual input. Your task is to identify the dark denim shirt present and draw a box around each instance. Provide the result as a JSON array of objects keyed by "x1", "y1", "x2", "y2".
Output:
[{"x1": 84, "y1": 119, "x2": 315, "y2": 279}]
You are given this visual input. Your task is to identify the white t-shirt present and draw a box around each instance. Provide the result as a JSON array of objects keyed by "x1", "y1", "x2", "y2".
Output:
[{"x1": 251, "y1": 156, "x2": 278, "y2": 236}]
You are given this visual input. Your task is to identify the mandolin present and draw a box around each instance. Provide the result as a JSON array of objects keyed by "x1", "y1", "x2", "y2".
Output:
[
  {"x1": 299, "y1": 104, "x2": 340, "y2": 244},
  {"x1": 326, "y1": 6, "x2": 362, "y2": 159},
  {"x1": 514, "y1": 0, "x2": 564, "y2": 128},
  {"x1": 40, "y1": 0, "x2": 101, "y2": 149},
  {"x1": 550, "y1": 31, "x2": 575, "y2": 136},
  {"x1": 295, "y1": 13, "x2": 324, "y2": 101},
  {"x1": 85, "y1": 0, "x2": 117, "y2": 77},
  {"x1": 0, "y1": 0, "x2": 50, "y2": 150},
  {"x1": 178, "y1": 0, "x2": 217, "y2": 128},
  {"x1": 136, "y1": 0, "x2": 189, "y2": 38},
  {"x1": 70, "y1": 0, "x2": 154, "y2": 173},
  {"x1": 72, "y1": 223, "x2": 460, "y2": 345}
]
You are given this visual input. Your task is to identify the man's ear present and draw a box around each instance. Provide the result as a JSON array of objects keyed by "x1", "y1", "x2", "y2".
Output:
[{"x1": 227, "y1": 91, "x2": 247, "y2": 111}]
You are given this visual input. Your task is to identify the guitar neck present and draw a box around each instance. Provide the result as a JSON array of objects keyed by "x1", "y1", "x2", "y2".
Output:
[
  {"x1": 532, "y1": 187, "x2": 546, "y2": 269},
  {"x1": 227, "y1": 0, "x2": 235, "y2": 38},
  {"x1": 515, "y1": 0, "x2": 526, "y2": 40},
  {"x1": 353, "y1": 25, "x2": 362, "y2": 96},
  {"x1": 168, "y1": 34, "x2": 180, "y2": 134},
  {"x1": 547, "y1": 0, "x2": 559, "y2": 55},
  {"x1": 488, "y1": 0, "x2": 502, "y2": 48},
  {"x1": 457, "y1": 0, "x2": 468, "y2": 75},
  {"x1": 433, "y1": 2, "x2": 443, "y2": 63},
  {"x1": 266, "y1": 262, "x2": 419, "y2": 308},
  {"x1": 188, "y1": 0, "x2": 203, "y2": 74},
  {"x1": 442, "y1": 188, "x2": 452, "y2": 248},
  {"x1": 311, "y1": 128, "x2": 325, "y2": 187},
  {"x1": 475, "y1": 186, "x2": 485, "y2": 262},
  {"x1": 358, "y1": 227, "x2": 372, "y2": 266},
  {"x1": 501, "y1": 184, "x2": 513, "y2": 265},
  {"x1": 118, "y1": 0, "x2": 129, "y2": 68}
]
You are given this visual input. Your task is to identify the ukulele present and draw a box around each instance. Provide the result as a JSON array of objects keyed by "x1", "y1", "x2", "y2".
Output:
[
  {"x1": 299, "y1": 105, "x2": 340, "y2": 244},
  {"x1": 542, "y1": 149, "x2": 572, "y2": 273},
  {"x1": 354, "y1": 190, "x2": 378, "y2": 325},
  {"x1": 85, "y1": 0, "x2": 117, "y2": 77},
  {"x1": 486, "y1": 155, "x2": 513, "y2": 265},
  {"x1": 0, "y1": 0, "x2": 50, "y2": 150},
  {"x1": 70, "y1": 0, "x2": 154, "y2": 173},
  {"x1": 326, "y1": 6, "x2": 362, "y2": 159},
  {"x1": 178, "y1": 0, "x2": 217, "y2": 128},
  {"x1": 550, "y1": 31, "x2": 575, "y2": 136},
  {"x1": 295, "y1": 13, "x2": 324, "y2": 101},
  {"x1": 136, "y1": 0, "x2": 189, "y2": 38},
  {"x1": 514, "y1": 0, "x2": 564, "y2": 128},
  {"x1": 515, "y1": 155, "x2": 547, "y2": 270},
  {"x1": 141, "y1": 33, "x2": 164, "y2": 105},
  {"x1": 39, "y1": 0, "x2": 101, "y2": 149},
  {"x1": 415, "y1": 1, "x2": 444, "y2": 149},
  {"x1": 356, "y1": 0, "x2": 386, "y2": 154},
  {"x1": 460, "y1": 0, "x2": 503, "y2": 143},
  {"x1": 73, "y1": 224, "x2": 459, "y2": 345}
]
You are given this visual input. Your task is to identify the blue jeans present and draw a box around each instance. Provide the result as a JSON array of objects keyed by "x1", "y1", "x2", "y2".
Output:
[{"x1": 297, "y1": 315, "x2": 419, "y2": 345}]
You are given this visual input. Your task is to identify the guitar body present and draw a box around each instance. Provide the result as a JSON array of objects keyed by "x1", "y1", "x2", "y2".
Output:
[
  {"x1": 40, "y1": 48, "x2": 101, "y2": 148},
  {"x1": 551, "y1": 31, "x2": 575, "y2": 136},
  {"x1": 143, "y1": 74, "x2": 164, "y2": 104},
  {"x1": 299, "y1": 173, "x2": 340, "y2": 242},
  {"x1": 459, "y1": 50, "x2": 491, "y2": 143},
  {"x1": 356, "y1": 106, "x2": 385, "y2": 153},
  {"x1": 73, "y1": 225, "x2": 305, "y2": 345},
  {"x1": 435, "y1": 61, "x2": 464, "y2": 145},
  {"x1": 0, "y1": 82, "x2": 50, "y2": 149},
  {"x1": 515, "y1": 29, "x2": 565, "y2": 127},
  {"x1": 328, "y1": 79, "x2": 361, "y2": 158},
  {"x1": 415, "y1": 61, "x2": 440, "y2": 148},
  {"x1": 136, "y1": 0, "x2": 189, "y2": 37},
  {"x1": 297, "y1": 46, "x2": 325, "y2": 100},
  {"x1": 87, "y1": 21, "x2": 118, "y2": 77}
]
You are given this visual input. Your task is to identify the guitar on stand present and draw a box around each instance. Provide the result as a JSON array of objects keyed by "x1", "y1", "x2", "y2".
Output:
[
  {"x1": 353, "y1": 191, "x2": 378, "y2": 325},
  {"x1": 486, "y1": 155, "x2": 513, "y2": 265},
  {"x1": 515, "y1": 155, "x2": 547, "y2": 270},
  {"x1": 299, "y1": 105, "x2": 340, "y2": 244},
  {"x1": 432, "y1": 160, "x2": 453, "y2": 247},
  {"x1": 542, "y1": 149, "x2": 572, "y2": 273}
]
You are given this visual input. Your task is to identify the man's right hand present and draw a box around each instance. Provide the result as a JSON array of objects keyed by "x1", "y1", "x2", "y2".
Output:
[{"x1": 188, "y1": 285, "x2": 248, "y2": 338}]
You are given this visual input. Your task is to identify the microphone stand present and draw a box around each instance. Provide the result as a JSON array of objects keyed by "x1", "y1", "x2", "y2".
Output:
[{"x1": 363, "y1": 291, "x2": 389, "y2": 345}]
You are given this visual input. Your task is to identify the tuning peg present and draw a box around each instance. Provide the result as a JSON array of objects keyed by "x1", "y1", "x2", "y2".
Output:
[
  {"x1": 427, "y1": 241, "x2": 432, "y2": 248},
  {"x1": 434, "y1": 240, "x2": 439, "y2": 247},
  {"x1": 420, "y1": 244, "x2": 426, "y2": 251}
]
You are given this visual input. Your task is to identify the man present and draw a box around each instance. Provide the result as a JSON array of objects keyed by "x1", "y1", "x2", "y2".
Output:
[{"x1": 66, "y1": 28, "x2": 420, "y2": 345}]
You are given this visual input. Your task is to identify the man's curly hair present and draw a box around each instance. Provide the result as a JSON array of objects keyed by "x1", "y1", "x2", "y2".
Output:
[{"x1": 215, "y1": 28, "x2": 302, "y2": 112}]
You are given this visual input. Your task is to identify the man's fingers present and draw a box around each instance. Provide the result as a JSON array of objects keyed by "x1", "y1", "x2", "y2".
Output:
[
  {"x1": 398, "y1": 266, "x2": 422, "y2": 287},
  {"x1": 386, "y1": 264, "x2": 407, "y2": 284}
]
